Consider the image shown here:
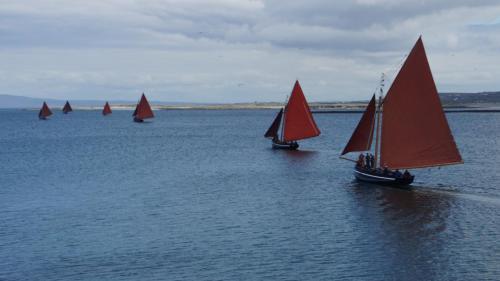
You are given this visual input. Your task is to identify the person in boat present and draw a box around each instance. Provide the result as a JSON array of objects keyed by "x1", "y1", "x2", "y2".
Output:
[
  {"x1": 357, "y1": 154, "x2": 365, "y2": 168},
  {"x1": 365, "y1": 153, "x2": 371, "y2": 169},
  {"x1": 382, "y1": 166, "x2": 389, "y2": 176},
  {"x1": 403, "y1": 170, "x2": 411, "y2": 179},
  {"x1": 370, "y1": 154, "x2": 375, "y2": 169},
  {"x1": 394, "y1": 169, "x2": 402, "y2": 178}
]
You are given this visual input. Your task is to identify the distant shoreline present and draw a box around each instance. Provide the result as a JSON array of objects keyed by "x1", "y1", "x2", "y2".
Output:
[{"x1": 17, "y1": 103, "x2": 500, "y2": 113}]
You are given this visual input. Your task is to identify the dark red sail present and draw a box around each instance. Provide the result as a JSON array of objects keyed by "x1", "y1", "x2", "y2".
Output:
[
  {"x1": 39, "y1": 102, "x2": 52, "y2": 119},
  {"x1": 133, "y1": 93, "x2": 154, "y2": 120},
  {"x1": 341, "y1": 95, "x2": 376, "y2": 155},
  {"x1": 380, "y1": 37, "x2": 463, "y2": 169},
  {"x1": 102, "y1": 102, "x2": 112, "y2": 115},
  {"x1": 283, "y1": 80, "x2": 321, "y2": 142},
  {"x1": 264, "y1": 108, "x2": 283, "y2": 139},
  {"x1": 62, "y1": 101, "x2": 72, "y2": 114}
]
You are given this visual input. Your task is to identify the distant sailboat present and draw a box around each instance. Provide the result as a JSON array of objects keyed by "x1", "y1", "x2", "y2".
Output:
[
  {"x1": 340, "y1": 37, "x2": 463, "y2": 186},
  {"x1": 102, "y1": 102, "x2": 112, "y2": 116},
  {"x1": 264, "y1": 80, "x2": 321, "y2": 149},
  {"x1": 62, "y1": 101, "x2": 73, "y2": 114},
  {"x1": 133, "y1": 93, "x2": 154, "y2": 122},
  {"x1": 39, "y1": 102, "x2": 53, "y2": 120}
]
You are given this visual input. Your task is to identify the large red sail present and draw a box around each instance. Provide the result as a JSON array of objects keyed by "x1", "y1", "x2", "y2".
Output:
[
  {"x1": 380, "y1": 37, "x2": 462, "y2": 169},
  {"x1": 39, "y1": 102, "x2": 52, "y2": 119},
  {"x1": 102, "y1": 102, "x2": 112, "y2": 115},
  {"x1": 133, "y1": 93, "x2": 154, "y2": 120},
  {"x1": 62, "y1": 101, "x2": 72, "y2": 114},
  {"x1": 264, "y1": 108, "x2": 283, "y2": 139},
  {"x1": 283, "y1": 81, "x2": 321, "y2": 142},
  {"x1": 341, "y1": 95, "x2": 376, "y2": 155}
]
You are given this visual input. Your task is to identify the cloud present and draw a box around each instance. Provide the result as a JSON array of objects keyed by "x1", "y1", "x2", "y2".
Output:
[{"x1": 0, "y1": 0, "x2": 499, "y2": 101}]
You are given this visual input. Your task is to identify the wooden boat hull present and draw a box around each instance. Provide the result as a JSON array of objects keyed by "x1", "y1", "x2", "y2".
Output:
[
  {"x1": 272, "y1": 141, "x2": 299, "y2": 150},
  {"x1": 354, "y1": 167, "x2": 414, "y2": 186}
]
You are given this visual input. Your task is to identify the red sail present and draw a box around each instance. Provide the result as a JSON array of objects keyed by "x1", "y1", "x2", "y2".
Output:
[
  {"x1": 39, "y1": 102, "x2": 53, "y2": 118},
  {"x1": 102, "y1": 102, "x2": 112, "y2": 115},
  {"x1": 283, "y1": 80, "x2": 321, "y2": 142},
  {"x1": 341, "y1": 95, "x2": 376, "y2": 155},
  {"x1": 133, "y1": 93, "x2": 154, "y2": 120},
  {"x1": 380, "y1": 37, "x2": 463, "y2": 169},
  {"x1": 62, "y1": 101, "x2": 73, "y2": 113},
  {"x1": 264, "y1": 108, "x2": 283, "y2": 139}
]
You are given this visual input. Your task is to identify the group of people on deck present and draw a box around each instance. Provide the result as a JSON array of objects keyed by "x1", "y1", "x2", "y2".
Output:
[{"x1": 356, "y1": 153, "x2": 411, "y2": 179}]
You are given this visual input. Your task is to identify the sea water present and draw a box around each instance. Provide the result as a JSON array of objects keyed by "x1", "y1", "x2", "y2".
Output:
[{"x1": 0, "y1": 109, "x2": 499, "y2": 280}]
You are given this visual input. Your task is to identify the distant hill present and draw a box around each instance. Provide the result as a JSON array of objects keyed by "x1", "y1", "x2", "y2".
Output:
[{"x1": 440, "y1": 92, "x2": 500, "y2": 106}]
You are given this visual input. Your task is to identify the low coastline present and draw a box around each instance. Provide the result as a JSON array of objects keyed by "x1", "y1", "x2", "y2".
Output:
[{"x1": 21, "y1": 102, "x2": 500, "y2": 113}]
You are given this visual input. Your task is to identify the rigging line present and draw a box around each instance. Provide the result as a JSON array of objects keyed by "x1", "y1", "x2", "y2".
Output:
[{"x1": 383, "y1": 53, "x2": 408, "y2": 86}]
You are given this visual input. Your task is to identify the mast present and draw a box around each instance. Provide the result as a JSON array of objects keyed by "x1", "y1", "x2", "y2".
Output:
[
  {"x1": 374, "y1": 73, "x2": 384, "y2": 168},
  {"x1": 280, "y1": 95, "x2": 288, "y2": 141}
]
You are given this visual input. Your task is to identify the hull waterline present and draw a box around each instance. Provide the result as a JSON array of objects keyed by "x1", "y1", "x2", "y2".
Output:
[
  {"x1": 272, "y1": 140, "x2": 299, "y2": 150},
  {"x1": 354, "y1": 168, "x2": 414, "y2": 186}
]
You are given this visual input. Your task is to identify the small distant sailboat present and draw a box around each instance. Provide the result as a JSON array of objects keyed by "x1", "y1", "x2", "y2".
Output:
[
  {"x1": 102, "y1": 102, "x2": 112, "y2": 116},
  {"x1": 62, "y1": 101, "x2": 73, "y2": 114},
  {"x1": 264, "y1": 80, "x2": 321, "y2": 149},
  {"x1": 340, "y1": 37, "x2": 463, "y2": 186},
  {"x1": 39, "y1": 102, "x2": 53, "y2": 120},
  {"x1": 133, "y1": 93, "x2": 154, "y2": 122}
]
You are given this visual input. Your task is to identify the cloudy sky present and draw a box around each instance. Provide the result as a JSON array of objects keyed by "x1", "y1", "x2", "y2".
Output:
[{"x1": 1, "y1": 0, "x2": 499, "y2": 102}]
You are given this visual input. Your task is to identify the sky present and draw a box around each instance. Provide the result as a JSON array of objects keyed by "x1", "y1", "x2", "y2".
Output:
[{"x1": 0, "y1": 0, "x2": 499, "y2": 102}]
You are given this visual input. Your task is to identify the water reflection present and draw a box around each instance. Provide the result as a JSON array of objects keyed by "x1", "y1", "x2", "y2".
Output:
[{"x1": 348, "y1": 182, "x2": 454, "y2": 280}]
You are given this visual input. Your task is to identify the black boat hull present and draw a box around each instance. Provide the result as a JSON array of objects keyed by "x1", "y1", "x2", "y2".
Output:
[
  {"x1": 133, "y1": 117, "x2": 144, "y2": 123},
  {"x1": 272, "y1": 140, "x2": 299, "y2": 150},
  {"x1": 354, "y1": 168, "x2": 414, "y2": 186}
]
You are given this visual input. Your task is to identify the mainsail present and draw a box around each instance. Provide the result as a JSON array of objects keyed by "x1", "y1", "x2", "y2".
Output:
[
  {"x1": 264, "y1": 108, "x2": 283, "y2": 139},
  {"x1": 380, "y1": 37, "x2": 463, "y2": 169},
  {"x1": 341, "y1": 95, "x2": 376, "y2": 155},
  {"x1": 102, "y1": 102, "x2": 112, "y2": 115},
  {"x1": 62, "y1": 101, "x2": 73, "y2": 114},
  {"x1": 39, "y1": 102, "x2": 52, "y2": 119},
  {"x1": 283, "y1": 80, "x2": 321, "y2": 142},
  {"x1": 133, "y1": 93, "x2": 154, "y2": 120}
]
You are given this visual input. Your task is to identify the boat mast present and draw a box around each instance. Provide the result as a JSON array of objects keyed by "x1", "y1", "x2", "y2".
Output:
[
  {"x1": 280, "y1": 95, "x2": 288, "y2": 142},
  {"x1": 374, "y1": 73, "x2": 385, "y2": 169}
]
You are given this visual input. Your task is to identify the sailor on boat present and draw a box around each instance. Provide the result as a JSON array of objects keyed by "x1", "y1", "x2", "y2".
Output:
[
  {"x1": 340, "y1": 36, "x2": 462, "y2": 187},
  {"x1": 264, "y1": 80, "x2": 320, "y2": 150}
]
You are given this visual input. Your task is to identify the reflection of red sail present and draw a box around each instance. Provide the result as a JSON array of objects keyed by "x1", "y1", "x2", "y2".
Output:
[
  {"x1": 341, "y1": 95, "x2": 376, "y2": 155},
  {"x1": 133, "y1": 93, "x2": 154, "y2": 120},
  {"x1": 380, "y1": 37, "x2": 463, "y2": 169},
  {"x1": 62, "y1": 101, "x2": 72, "y2": 114},
  {"x1": 39, "y1": 102, "x2": 52, "y2": 119},
  {"x1": 283, "y1": 81, "x2": 321, "y2": 142},
  {"x1": 264, "y1": 108, "x2": 283, "y2": 139},
  {"x1": 102, "y1": 102, "x2": 112, "y2": 115}
]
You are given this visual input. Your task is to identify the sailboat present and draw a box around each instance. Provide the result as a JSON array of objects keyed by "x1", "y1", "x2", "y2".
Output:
[
  {"x1": 133, "y1": 93, "x2": 154, "y2": 122},
  {"x1": 62, "y1": 101, "x2": 73, "y2": 114},
  {"x1": 264, "y1": 80, "x2": 321, "y2": 149},
  {"x1": 102, "y1": 102, "x2": 112, "y2": 116},
  {"x1": 38, "y1": 102, "x2": 53, "y2": 120},
  {"x1": 340, "y1": 37, "x2": 463, "y2": 186}
]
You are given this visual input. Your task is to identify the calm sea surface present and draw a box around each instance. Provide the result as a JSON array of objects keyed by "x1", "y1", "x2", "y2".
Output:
[{"x1": 0, "y1": 109, "x2": 499, "y2": 281}]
